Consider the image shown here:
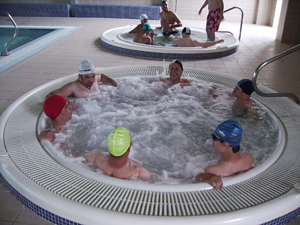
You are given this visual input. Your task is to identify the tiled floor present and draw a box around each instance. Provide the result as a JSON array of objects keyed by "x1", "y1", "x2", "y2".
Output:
[{"x1": 0, "y1": 17, "x2": 300, "y2": 224}]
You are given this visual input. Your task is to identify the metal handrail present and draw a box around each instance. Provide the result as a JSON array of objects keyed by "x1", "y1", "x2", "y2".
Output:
[
  {"x1": 252, "y1": 44, "x2": 300, "y2": 104},
  {"x1": 223, "y1": 6, "x2": 244, "y2": 41},
  {"x1": 0, "y1": 8, "x2": 18, "y2": 56}
]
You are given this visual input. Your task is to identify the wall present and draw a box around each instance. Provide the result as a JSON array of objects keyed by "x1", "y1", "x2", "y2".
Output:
[
  {"x1": 0, "y1": 0, "x2": 70, "y2": 3},
  {"x1": 175, "y1": 0, "x2": 258, "y2": 24},
  {"x1": 76, "y1": 0, "x2": 161, "y2": 5},
  {"x1": 276, "y1": 0, "x2": 300, "y2": 43},
  {"x1": 0, "y1": 0, "x2": 280, "y2": 26}
]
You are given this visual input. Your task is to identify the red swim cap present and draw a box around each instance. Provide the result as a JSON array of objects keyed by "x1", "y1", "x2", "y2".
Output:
[{"x1": 43, "y1": 95, "x2": 67, "y2": 120}]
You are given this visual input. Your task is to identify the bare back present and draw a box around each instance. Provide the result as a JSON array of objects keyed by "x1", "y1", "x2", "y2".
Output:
[
  {"x1": 85, "y1": 152, "x2": 151, "y2": 179},
  {"x1": 205, "y1": 152, "x2": 254, "y2": 176},
  {"x1": 208, "y1": 0, "x2": 222, "y2": 11},
  {"x1": 173, "y1": 37, "x2": 196, "y2": 47},
  {"x1": 133, "y1": 34, "x2": 152, "y2": 44}
]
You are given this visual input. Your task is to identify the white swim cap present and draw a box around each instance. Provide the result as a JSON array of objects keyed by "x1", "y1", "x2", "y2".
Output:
[
  {"x1": 140, "y1": 14, "x2": 148, "y2": 21},
  {"x1": 79, "y1": 60, "x2": 95, "y2": 75}
]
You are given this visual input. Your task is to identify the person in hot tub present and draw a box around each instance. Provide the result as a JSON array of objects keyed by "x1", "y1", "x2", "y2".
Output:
[
  {"x1": 210, "y1": 79, "x2": 256, "y2": 117},
  {"x1": 160, "y1": 60, "x2": 191, "y2": 86},
  {"x1": 46, "y1": 60, "x2": 118, "y2": 98},
  {"x1": 156, "y1": 0, "x2": 182, "y2": 36},
  {"x1": 173, "y1": 27, "x2": 224, "y2": 47},
  {"x1": 133, "y1": 23, "x2": 155, "y2": 45},
  {"x1": 195, "y1": 120, "x2": 254, "y2": 189},
  {"x1": 128, "y1": 14, "x2": 152, "y2": 35},
  {"x1": 84, "y1": 127, "x2": 152, "y2": 179},
  {"x1": 38, "y1": 95, "x2": 75, "y2": 142}
]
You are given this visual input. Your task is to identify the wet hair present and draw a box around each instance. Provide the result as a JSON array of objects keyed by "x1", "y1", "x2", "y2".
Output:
[
  {"x1": 232, "y1": 145, "x2": 240, "y2": 153},
  {"x1": 182, "y1": 27, "x2": 191, "y2": 35},
  {"x1": 161, "y1": 0, "x2": 168, "y2": 5},
  {"x1": 169, "y1": 59, "x2": 183, "y2": 71}
]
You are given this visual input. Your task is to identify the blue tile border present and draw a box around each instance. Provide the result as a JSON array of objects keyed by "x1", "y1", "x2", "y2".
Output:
[
  {"x1": 0, "y1": 3, "x2": 71, "y2": 17},
  {"x1": 1, "y1": 171, "x2": 300, "y2": 224},
  {"x1": 100, "y1": 39, "x2": 238, "y2": 60},
  {"x1": 260, "y1": 207, "x2": 300, "y2": 225},
  {"x1": 75, "y1": 4, "x2": 160, "y2": 20},
  {"x1": 0, "y1": 173, "x2": 82, "y2": 225}
]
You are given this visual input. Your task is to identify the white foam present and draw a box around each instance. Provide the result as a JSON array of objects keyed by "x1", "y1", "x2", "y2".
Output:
[{"x1": 44, "y1": 76, "x2": 279, "y2": 184}]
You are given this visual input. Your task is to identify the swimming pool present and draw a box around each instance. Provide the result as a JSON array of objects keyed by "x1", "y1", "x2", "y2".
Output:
[
  {"x1": 0, "y1": 25, "x2": 80, "y2": 72},
  {"x1": 0, "y1": 27, "x2": 55, "y2": 53},
  {"x1": 1, "y1": 66, "x2": 300, "y2": 225}
]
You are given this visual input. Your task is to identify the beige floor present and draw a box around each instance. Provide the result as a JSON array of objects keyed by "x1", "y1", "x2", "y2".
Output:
[{"x1": 0, "y1": 17, "x2": 300, "y2": 225}]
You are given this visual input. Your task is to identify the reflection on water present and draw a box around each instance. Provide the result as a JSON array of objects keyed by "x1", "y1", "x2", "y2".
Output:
[{"x1": 47, "y1": 76, "x2": 279, "y2": 184}]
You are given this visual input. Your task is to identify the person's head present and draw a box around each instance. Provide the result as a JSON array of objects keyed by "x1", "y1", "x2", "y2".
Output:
[
  {"x1": 107, "y1": 127, "x2": 131, "y2": 158},
  {"x1": 43, "y1": 95, "x2": 73, "y2": 122},
  {"x1": 142, "y1": 23, "x2": 151, "y2": 34},
  {"x1": 161, "y1": 0, "x2": 168, "y2": 11},
  {"x1": 182, "y1": 27, "x2": 191, "y2": 37},
  {"x1": 232, "y1": 79, "x2": 254, "y2": 99},
  {"x1": 212, "y1": 119, "x2": 242, "y2": 153},
  {"x1": 140, "y1": 14, "x2": 148, "y2": 24},
  {"x1": 78, "y1": 60, "x2": 96, "y2": 87},
  {"x1": 168, "y1": 59, "x2": 183, "y2": 83}
]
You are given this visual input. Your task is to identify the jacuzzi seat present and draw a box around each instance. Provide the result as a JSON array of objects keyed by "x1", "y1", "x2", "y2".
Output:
[{"x1": 1, "y1": 66, "x2": 300, "y2": 225}]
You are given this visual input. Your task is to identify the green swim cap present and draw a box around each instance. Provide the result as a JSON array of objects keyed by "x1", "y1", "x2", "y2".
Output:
[{"x1": 107, "y1": 127, "x2": 131, "y2": 157}]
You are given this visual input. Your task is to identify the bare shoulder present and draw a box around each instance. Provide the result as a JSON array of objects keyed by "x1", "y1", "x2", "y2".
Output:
[
  {"x1": 241, "y1": 152, "x2": 254, "y2": 164},
  {"x1": 129, "y1": 159, "x2": 151, "y2": 179},
  {"x1": 181, "y1": 78, "x2": 191, "y2": 83},
  {"x1": 96, "y1": 74, "x2": 102, "y2": 82},
  {"x1": 160, "y1": 77, "x2": 168, "y2": 82},
  {"x1": 205, "y1": 164, "x2": 221, "y2": 175},
  {"x1": 128, "y1": 159, "x2": 142, "y2": 168}
]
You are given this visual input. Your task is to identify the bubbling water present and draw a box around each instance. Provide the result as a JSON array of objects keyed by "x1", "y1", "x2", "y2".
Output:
[
  {"x1": 122, "y1": 28, "x2": 222, "y2": 47},
  {"x1": 49, "y1": 76, "x2": 279, "y2": 184}
]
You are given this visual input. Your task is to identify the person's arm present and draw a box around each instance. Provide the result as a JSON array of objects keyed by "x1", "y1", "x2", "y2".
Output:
[
  {"x1": 194, "y1": 39, "x2": 224, "y2": 47},
  {"x1": 170, "y1": 12, "x2": 182, "y2": 28},
  {"x1": 38, "y1": 130, "x2": 55, "y2": 142},
  {"x1": 156, "y1": 13, "x2": 162, "y2": 29},
  {"x1": 150, "y1": 31, "x2": 155, "y2": 44},
  {"x1": 46, "y1": 82, "x2": 75, "y2": 98},
  {"x1": 172, "y1": 39, "x2": 181, "y2": 47},
  {"x1": 128, "y1": 24, "x2": 142, "y2": 34},
  {"x1": 218, "y1": 0, "x2": 224, "y2": 20},
  {"x1": 195, "y1": 172, "x2": 223, "y2": 189},
  {"x1": 138, "y1": 167, "x2": 152, "y2": 179},
  {"x1": 209, "y1": 86, "x2": 219, "y2": 98},
  {"x1": 198, "y1": 0, "x2": 208, "y2": 15},
  {"x1": 99, "y1": 74, "x2": 118, "y2": 87}
]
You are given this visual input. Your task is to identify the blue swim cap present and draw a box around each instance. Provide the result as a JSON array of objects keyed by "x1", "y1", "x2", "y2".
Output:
[
  {"x1": 214, "y1": 120, "x2": 243, "y2": 146},
  {"x1": 142, "y1": 23, "x2": 151, "y2": 31}
]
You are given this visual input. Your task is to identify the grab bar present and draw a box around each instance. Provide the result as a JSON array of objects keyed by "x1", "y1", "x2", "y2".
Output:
[
  {"x1": 223, "y1": 6, "x2": 244, "y2": 41},
  {"x1": 0, "y1": 8, "x2": 18, "y2": 56},
  {"x1": 252, "y1": 44, "x2": 300, "y2": 104}
]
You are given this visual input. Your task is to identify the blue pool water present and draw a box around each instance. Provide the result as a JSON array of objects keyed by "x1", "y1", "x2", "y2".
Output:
[{"x1": 0, "y1": 28, "x2": 55, "y2": 54}]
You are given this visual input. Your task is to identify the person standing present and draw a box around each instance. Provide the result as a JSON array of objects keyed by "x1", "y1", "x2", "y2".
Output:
[{"x1": 198, "y1": 0, "x2": 224, "y2": 41}]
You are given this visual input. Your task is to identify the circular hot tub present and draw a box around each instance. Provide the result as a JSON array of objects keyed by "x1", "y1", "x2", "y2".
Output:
[
  {"x1": 1, "y1": 66, "x2": 300, "y2": 225},
  {"x1": 100, "y1": 26, "x2": 239, "y2": 59}
]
